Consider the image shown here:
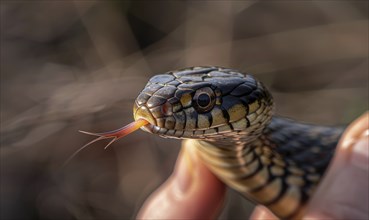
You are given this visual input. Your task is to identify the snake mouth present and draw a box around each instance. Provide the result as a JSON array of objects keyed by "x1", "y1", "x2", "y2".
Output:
[
  {"x1": 141, "y1": 124, "x2": 156, "y2": 134},
  {"x1": 134, "y1": 105, "x2": 157, "y2": 125},
  {"x1": 133, "y1": 104, "x2": 197, "y2": 138},
  {"x1": 133, "y1": 105, "x2": 171, "y2": 135}
]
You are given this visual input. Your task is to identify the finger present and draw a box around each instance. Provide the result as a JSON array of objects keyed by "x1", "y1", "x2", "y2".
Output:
[
  {"x1": 137, "y1": 139, "x2": 226, "y2": 219},
  {"x1": 304, "y1": 112, "x2": 369, "y2": 219},
  {"x1": 250, "y1": 206, "x2": 278, "y2": 220}
]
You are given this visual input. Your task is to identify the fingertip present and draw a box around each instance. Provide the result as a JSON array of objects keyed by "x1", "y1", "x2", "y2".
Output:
[
  {"x1": 250, "y1": 206, "x2": 278, "y2": 220},
  {"x1": 350, "y1": 137, "x2": 369, "y2": 171},
  {"x1": 338, "y1": 111, "x2": 368, "y2": 153},
  {"x1": 304, "y1": 113, "x2": 369, "y2": 219}
]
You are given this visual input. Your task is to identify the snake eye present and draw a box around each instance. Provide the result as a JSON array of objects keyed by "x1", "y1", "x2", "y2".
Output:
[
  {"x1": 193, "y1": 87, "x2": 215, "y2": 113},
  {"x1": 197, "y1": 93, "x2": 211, "y2": 108}
]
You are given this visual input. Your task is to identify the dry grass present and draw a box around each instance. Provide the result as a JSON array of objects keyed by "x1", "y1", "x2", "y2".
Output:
[{"x1": 1, "y1": 1, "x2": 368, "y2": 219}]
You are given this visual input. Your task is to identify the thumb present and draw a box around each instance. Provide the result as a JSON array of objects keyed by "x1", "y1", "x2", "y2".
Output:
[{"x1": 137, "y1": 139, "x2": 226, "y2": 219}]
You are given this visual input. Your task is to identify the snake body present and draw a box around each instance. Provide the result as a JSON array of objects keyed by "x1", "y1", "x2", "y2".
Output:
[{"x1": 133, "y1": 66, "x2": 344, "y2": 219}]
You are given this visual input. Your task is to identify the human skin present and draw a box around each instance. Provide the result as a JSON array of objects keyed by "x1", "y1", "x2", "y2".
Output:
[{"x1": 137, "y1": 112, "x2": 369, "y2": 220}]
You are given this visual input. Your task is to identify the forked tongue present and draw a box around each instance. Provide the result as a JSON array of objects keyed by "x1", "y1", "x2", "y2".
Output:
[
  {"x1": 64, "y1": 119, "x2": 149, "y2": 166},
  {"x1": 79, "y1": 118, "x2": 149, "y2": 146}
]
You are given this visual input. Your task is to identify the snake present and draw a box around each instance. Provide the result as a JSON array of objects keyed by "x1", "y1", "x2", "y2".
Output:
[{"x1": 80, "y1": 66, "x2": 344, "y2": 219}]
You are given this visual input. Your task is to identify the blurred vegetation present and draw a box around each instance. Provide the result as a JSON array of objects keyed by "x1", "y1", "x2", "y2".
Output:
[{"x1": 1, "y1": 1, "x2": 368, "y2": 220}]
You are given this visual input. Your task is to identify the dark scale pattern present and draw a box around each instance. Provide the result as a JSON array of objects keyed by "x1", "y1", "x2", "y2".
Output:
[
  {"x1": 132, "y1": 66, "x2": 344, "y2": 219},
  {"x1": 230, "y1": 83, "x2": 255, "y2": 96},
  {"x1": 133, "y1": 66, "x2": 268, "y2": 138},
  {"x1": 264, "y1": 117, "x2": 344, "y2": 173}
]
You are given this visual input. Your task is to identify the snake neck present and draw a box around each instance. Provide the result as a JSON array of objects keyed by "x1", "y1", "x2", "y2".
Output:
[{"x1": 193, "y1": 116, "x2": 344, "y2": 219}]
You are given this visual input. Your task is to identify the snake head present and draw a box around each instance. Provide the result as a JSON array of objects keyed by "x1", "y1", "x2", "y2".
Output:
[{"x1": 133, "y1": 66, "x2": 274, "y2": 142}]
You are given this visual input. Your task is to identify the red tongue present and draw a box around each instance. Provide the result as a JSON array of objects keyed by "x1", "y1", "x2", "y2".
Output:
[
  {"x1": 79, "y1": 118, "x2": 149, "y2": 140},
  {"x1": 65, "y1": 119, "x2": 149, "y2": 166}
]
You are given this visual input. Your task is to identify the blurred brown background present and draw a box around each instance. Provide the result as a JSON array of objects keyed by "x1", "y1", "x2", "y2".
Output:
[{"x1": 1, "y1": 1, "x2": 368, "y2": 220}]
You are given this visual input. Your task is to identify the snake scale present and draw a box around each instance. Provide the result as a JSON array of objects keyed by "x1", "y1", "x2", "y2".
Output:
[{"x1": 82, "y1": 66, "x2": 345, "y2": 219}]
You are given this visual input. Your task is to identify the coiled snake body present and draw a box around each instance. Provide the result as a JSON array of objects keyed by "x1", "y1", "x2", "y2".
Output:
[{"x1": 82, "y1": 66, "x2": 344, "y2": 219}]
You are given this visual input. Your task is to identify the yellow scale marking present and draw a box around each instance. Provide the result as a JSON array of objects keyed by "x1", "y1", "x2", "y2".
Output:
[
  {"x1": 268, "y1": 186, "x2": 301, "y2": 218},
  {"x1": 249, "y1": 178, "x2": 282, "y2": 204}
]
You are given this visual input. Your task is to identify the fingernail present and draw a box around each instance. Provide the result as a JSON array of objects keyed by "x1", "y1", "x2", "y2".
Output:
[{"x1": 350, "y1": 137, "x2": 369, "y2": 171}]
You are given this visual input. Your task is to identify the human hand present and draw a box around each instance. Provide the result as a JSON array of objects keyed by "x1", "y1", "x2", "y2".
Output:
[
  {"x1": 137, "y1": 113, "x2": 369, "y2": 219},
  {"x1": 253, "y1": 112, "x2": 369, "y2": 219}
]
